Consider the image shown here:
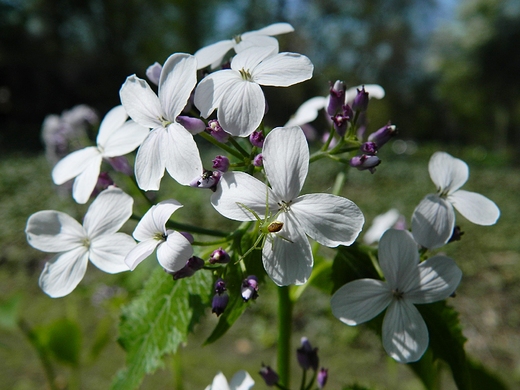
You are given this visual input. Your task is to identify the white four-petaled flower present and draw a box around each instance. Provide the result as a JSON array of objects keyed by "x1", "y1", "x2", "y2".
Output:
[
  {"x1": 25, "y1": 187, "x2": 135, "y2": 298},
  {"x1": 412, "y1": 151, "x2": 500, "y2": 249},
  {"x1": 194, "y1": 47, "x2": 314, "y2": 137},
  {"x1": 205, "y1": 371, "x2": 255, "y2": 390},
  {"x1": 194, "y1": 22, "x2": 294, "y2": 70},
  {"x1": 211, "y1": 126, "x2": 364, "y2": 285},
  {"x1": 331, "y1": 229, "x2": 462, "y2": 363},
  {"x1": 120, "y1": 53, "x2": 203, "y2": 190},
  {"x1": 124, "y1": 200, "x2": 193, "y2": 273},
  {"x1": 52, "y1": 105, "x2": 149, "y2": 204}
]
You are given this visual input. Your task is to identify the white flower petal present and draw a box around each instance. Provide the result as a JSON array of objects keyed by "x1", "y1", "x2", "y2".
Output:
[
  {"x1": 253, "y1": 52, "x2": 313, "y2": 87},
  {"x1": 211, "y1": 171, "x2": 276, "y2": 222},
  {"x1": 124, "y1": 239, "x2": 159, "y2": 270},
  {"x1": 231, "y1": 46, "x2": 276, "y2": 72},
  {"x1": 382, "y1": 300, "x2": 429, "y2": 363},
  {"x1": 103, "y1": 120, "x2": 149, "y2": 157},
  {"x1": 406, "y1": 255, "x2": 462, "y2": 304},
  {"x1": 133, "y1": 200, "x2": 183, "y2": 241},
  {"x1": 164, "y1": 123, "x2": 203, "y2": 185},
  {"x1": 206, "y1": 372, "x2": 230, "y2": 390},
  {"x1": 262, "y1": 212, "x2": 312, "y2": 286},
  {"x1": 229, "y1": 370, "x2": 255, "y2": 390},
  {"x1": 235, "y1": 35, "x2": 279, "y2": 53},
  {"x1": 345, "y1": 84, "x2": 386, "y2": 103},
  {"x1": 331, "y1": 279, "x2": 392, "y2": 325},
  {"x1": 135, "y1": 128, "x2": 167, "y2": 191},
  {"x1": 26, "y1": 211, "x2": 85, "y2": 252},
  {"x1": 411, "y1": 194, "x2": 454, "y2": 249},
  {"x1": 83, "y1": 187, "x2": 133, "y2": 238},
  {"x1": 96, "y1": 105, "x2": 128, "y2": 147},
  {"x1": 119, "y1": 75, "x2": 164, "y2": 129},
  {"x1": 38, "y1": 247, "x2": 89, "y2": 298},
  {"x1": 89, "y1": 233, "x2": 134, "y2": 273},
  {"x1": 159, "y1": 53, "x2": 197, "y2": 120},
  {"x1": 71, "y1": 157, "x2": 102, "y2": 204},
  {"x1": 242, "y1": 22, "x2": 294, "y2": 38},
  {"x1": 291, "y1": 193, "x2": 364, "y2": 247},
  {"x1": 428, "y1": 152, "x2": 468, "y2": 194},
  {"x1": 52, "y1": 147, "x2": 101, "y2": 185},
  {"x1": 157, "y1": 231, "x2": 193, "y2": 272},
  {"x1": 378, "y1": 229, "x2": 420, "y2": 289},
  {"x1": 218, "y1": 80, "x2": 265, "y2": 137},
  {"x1": 194, "y1": 70, "x2": 241, "y2": 118},
  {"x1": 363, "y1": 209, "x2": 401, "y2": 245},
  {"x1": 449, "y1": 189, "x2": 500, "y2": 226},
  {"x1": 263, "y1": 126, "x2": 308, "y2": 200},
  {"x1": 285, "y1": 96, "x2": 327, "y2": 127},
  {"x1": 194, "y1": 39, "x2": 234, "y2": 70}
]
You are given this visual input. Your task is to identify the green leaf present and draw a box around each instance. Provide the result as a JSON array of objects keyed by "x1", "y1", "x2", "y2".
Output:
[
  {"x1": 0, "y1": 294, "x2": 22, "y2": 330},
  {"x1": 45, "y1": 318, "x2": 82, "y2": 367},
  {"x1": 111, "y1": 267, "x2": 213, "y2": 390}
]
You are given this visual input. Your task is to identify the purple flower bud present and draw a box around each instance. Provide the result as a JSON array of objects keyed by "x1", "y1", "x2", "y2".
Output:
[
  {"x1": 146, "y1": 62, "x2": 162, "y2": 85},
  {"x1": 190, "y1": 170, "x2": 220, "y2": 190},
  {"x1": 177, "y1": 116, "x2": 206, "y2": 134},
  {"x1": 327, "y1": 80, "x2": 346, "y2": 116},
  {"x1": 207, "y1": 119, "x2": 229, "y2": 143},
  {"x1": 211, "y1": 293, "x2": 229, "y2": 316},
  {"x1": 350, "y1": 154, "x2": 381, "y2": 173},
  {"x1": 249, "y1": 131, "x2": 265, "y2": 148},
  {"x1": 361, "y1": 141, "x2": 378, "y2": 155},
  {"x1": 91, "y1": 173, "x2": 114, "y2": 197},
  {"x1": 342, "y1": 103, "x2": 353, "y2": 120},
  {"x1": 108, "y1": 156, "x2": 133, "y2": 176},
  {"x1": 259, "y1": 364, "x2": 279, "y2": 386},
  {"x1": 317, "y1": 368, "x2": 328, "y2": 389},
  {"x1": 209, "y1": 247, "x2": 231, "y2": 264},
  {"x1": 212, "y1": 155, "x2": 230, "y2": 172},
  {"x1": 214, "y1": 278, "x2": 227, "y2": 295},
  {"x1": 367, "y1": 123, "x2": 397, "y2": 148},
  {"x1": 352, "y1": 86, "x2": 369, "y2": 112},
  {"x1": 332, "y1": 114, "x2": 349, "y2": 137},
  {"x1": 296, "y1": 337, "x2": 319, "y2": 371},
  {"x1": 171, "y1": 256, "x2": 205, "y2": 280},
  {"x1": 180, "y1": 232, "x2": 194, "y2": 244},
  {"x1": 241, "y1": 275, "x2": 259, "y2": 302},
  {"x1": 253, "y1": 154, "x2": 263, "y2": 167}
]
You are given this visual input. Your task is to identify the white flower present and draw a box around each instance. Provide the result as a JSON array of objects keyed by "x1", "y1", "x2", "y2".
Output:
[
  {"x1": 51, "y1": 105, "x2": 149, "y2": 204},
  {"x1": 194, "y1": 47, "x2": 313, "y2": 137},
  {"x1": 25, "y1": 187, "x2": 135, "y2": 298},
  {"x1": 124, "y1": 200, "x2": 193, "y2": 273},
  {"x1": 363, "y1": 208, "x2": 403, "y2": 245},
  {"x1": 120, "y1": 53, "x2": 203, "y2": 190},
  {"x1": 194, "y1": 22, "x2": 294, "y2": 70},
  {"x1": 285, "y1": 84, "x2": 385, "y2": 127},
  {"x1": 211, "y1": 126, "x2": 364, "y2": 285},
  {"x1": 331, "y1": 229, "x2": 462, "y2": 363},
  {"x1": 412, "y1": 151, "x2": 500, "y2": 249},
  {"x1": 205, "y1": 371, "x2": 255, "y2": 390}
]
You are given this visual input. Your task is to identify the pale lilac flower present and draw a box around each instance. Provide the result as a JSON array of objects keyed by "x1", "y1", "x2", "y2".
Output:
[
  {"x1": 195, "y1": 47, "x2": 313, "y2": 137},
  {"x1": 146, "y1": 62, "x2": 162, "y2": 85},
  {"x1": 412, "y1": 152, "x2": 500, "y2": 249},
  {"x1": 211, "y1": 126, "x2": 364, "y2": 285},
  {"x1": 52, "y1": 106, "x2": 148, "y2": 204},
  {"x1": 331, "y1": 229, "x2": 462, "y2": 363},
  {"x1": 205, "y1": 371, "x2": 255, "y2": 390},
  {"x1": 120, "y1": 53, "x2": 203, "y2": 190},
  {"x1": 25, "y1": 187, "x2": 135, "y2": 298},
  {"x1": 124, "y1": 200, "x2": 193, "y2": 273},
  {"x1": 285, "y1": 84, "x2": 385, "y2": 127},
  {"x1": 194, "y1": 22, "x2": 294, "y2": 70}
]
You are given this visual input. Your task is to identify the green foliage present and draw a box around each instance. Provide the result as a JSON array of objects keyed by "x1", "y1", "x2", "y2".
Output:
[
  {"x1": 45, "y1": 318, "x2": 82, "y2": 367},
  {"x1": 0, "y1": 294, "x2": 22, "y2": 330},
  {"x1": 112, "y1": 267, "x2": 213, "y2": 390}
]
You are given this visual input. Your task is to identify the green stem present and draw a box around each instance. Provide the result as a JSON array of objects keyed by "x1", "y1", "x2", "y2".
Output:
[
  {"x1": 18, "y1": 319, "x2": 59, "y2": 390},
  {"x1": 166, "y1": 221, "x2": 230, "y2": 237},
  {"x1": 198, "y1": 131, "x2": 244, "y2": 159},
  {"x1": 277, "y1": 286, "x2": 293, "y2": 388},
  {"x1": 228, "y1": 136, "x2": 250, "y2": 158}
]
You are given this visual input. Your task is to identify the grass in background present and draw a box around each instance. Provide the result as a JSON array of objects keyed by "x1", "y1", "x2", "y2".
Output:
[{"x1": 0, "y1": 144, "x2": 518, "y2": 389}]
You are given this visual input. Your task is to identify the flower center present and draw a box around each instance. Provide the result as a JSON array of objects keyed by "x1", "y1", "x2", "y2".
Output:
[
  {"x1": 160, "y1": 116, "x2": 172, "y2": 128},
  {"x1": 239, "y1": 68, "x2": 253, "y2": 81},
  {"x1": 392, "y1": 288, "x2": 404, "y2": 300},
  {"x1": 154, "y1": 232, "x2": 167, "y2": 241},
  {"x1": 278, "y1": 200, "x2": 292, "y2": 213},
  {"x1": 233, "y1": 34, "x2": 242, "y2": 44},
  {"x1": 82, "y1": 237, "x2": 91, "y2": 249}
]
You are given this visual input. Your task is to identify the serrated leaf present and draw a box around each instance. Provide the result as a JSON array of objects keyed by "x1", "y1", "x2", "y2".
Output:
[{"x1": 111, "y1": 267, "x2": 213, "y2": 390}]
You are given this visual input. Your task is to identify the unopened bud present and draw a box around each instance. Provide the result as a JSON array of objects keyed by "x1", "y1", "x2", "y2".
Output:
[
  {"x1": 171, "y1": 256, "x2": 204, "y2": 280},
  {"x1": 92, "y1": 172, "x2": 114, "y2": 197},
  {"x1": 241, "y1": 275, "x2": 259, "y2": 302},
  {"x1": 317, "y1": 368, "x2": 328, "y2": 389},
  {"x1": 332, "y1": 114, "x2": 349, "y2": 137},
  {"x1": 350, "y1": 154, "x2": 381, "y2": 173},
  {"x1": 253, "y1": 154, "x2": 263, "y2": 167},
  {"x1": 212, "y1": 155, "x2": 230, "y2": 172},
  {"x1": 207, "y1": 119, "x2": 229, "y2": 143},
  {"x1": 209, "y1": 248, "x2": 231, "y2": 264},
  {"x1": 214, "y1": 278, "x2": 227, "y2": 295},
  {"x1": 367, "y1": 123, "x2": 397, "y2": 148},
  {"x1": 177, "y1": 116, "x2": 206, "y2": 134},
  {"x1": 327, "y1": 80, "x2": 346, "y2": 116},
  {"x1": 296, "y1": 337, "x2": 319, "y2": 371},
  {"x1": 361, "y1": 141, "x2": 378, "y2": 155},
  {"x1": 108, "y1": 156, "x2": 133, "y2": 176},
  {"x1": 211, "y1": 293, "x2": 229, "y2": 316},
  {"x1": 352, "y1": 86, "x2": 369, "y2": 112},
  {"x1": 259, "y1": 364, "x2": 279, "y2": 386},
  {"x1": 249, "y1": 131, "x2": 265, "y2": 148}
]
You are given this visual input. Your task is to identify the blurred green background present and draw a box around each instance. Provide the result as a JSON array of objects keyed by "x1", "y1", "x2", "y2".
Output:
[{"x1": 1, "y1": 0, "x2": 520, "y2": 389}]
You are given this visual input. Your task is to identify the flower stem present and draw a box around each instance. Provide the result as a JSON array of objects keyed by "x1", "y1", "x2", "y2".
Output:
[
  {"x1": 277, "y1": 286, "x2": 293, "y2": 388},
  {"x1": 198, "y1": 131, "x2": 244, "y2": 159},
  {"x1": 228, "y1": 136, "x2": 251, "y2": 158}
]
